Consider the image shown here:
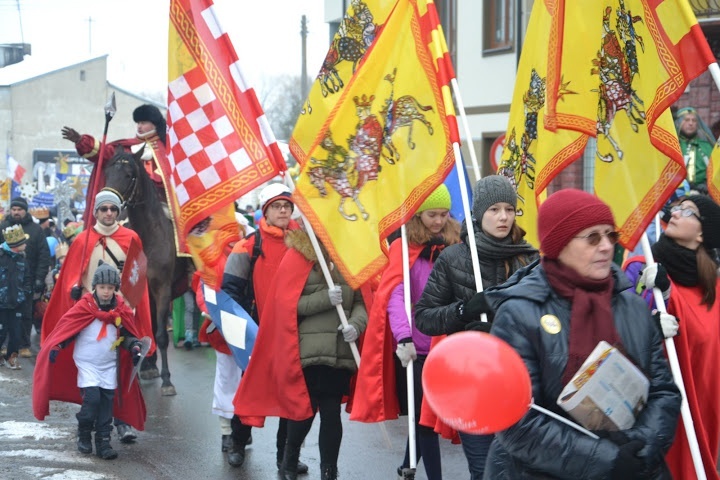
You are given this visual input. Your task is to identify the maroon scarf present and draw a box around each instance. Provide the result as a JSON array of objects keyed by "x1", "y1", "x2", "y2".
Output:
[{"x1": 542, "y1": 258, "x2": 623, "y2": 385}]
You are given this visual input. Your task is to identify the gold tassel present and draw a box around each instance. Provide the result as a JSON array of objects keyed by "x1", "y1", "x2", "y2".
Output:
[{"x1": 111, "y1": 336, "x2": 124, "y2": 351}]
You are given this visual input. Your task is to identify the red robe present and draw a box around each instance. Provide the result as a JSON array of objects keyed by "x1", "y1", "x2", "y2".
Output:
[
  {"x1": 233, "y1": 248, "x2": 314, "y2": 426},
  {"x1": 33, "y1": 292, "x2": 147, "y2": 430},
  {"x1": 350, "y1": 239, "x2": 422, "y2": 423},
  {"x1": 348, "y1": 239, "x2": 459, "y2": 442},
  {"x1": 665, "y1": 282, "x2": 720, "y2": 480},
  {"x1": 41, "y1": 226, "x2": 154, "y2": 356}
]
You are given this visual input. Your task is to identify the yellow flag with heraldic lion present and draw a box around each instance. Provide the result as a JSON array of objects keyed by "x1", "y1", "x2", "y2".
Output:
[
  {"x1": 544, "y1": 0, "x2": 714, "y2": 249},
  {"x1": 291, "y1": 0, "x2": 456, "y2": 288}
]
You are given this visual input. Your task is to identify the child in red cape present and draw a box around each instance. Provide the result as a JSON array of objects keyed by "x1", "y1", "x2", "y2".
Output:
[{"x1": 33, "y1": 261, "x2": 147, "y2": 460}]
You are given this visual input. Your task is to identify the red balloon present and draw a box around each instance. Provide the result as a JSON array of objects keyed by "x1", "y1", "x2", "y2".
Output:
[{"x1": 422, "y1": 331, "x2": 531, "y2": 434}]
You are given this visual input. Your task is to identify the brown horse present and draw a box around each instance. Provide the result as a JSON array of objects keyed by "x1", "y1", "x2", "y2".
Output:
[{"x1": 103, "y1": 147, "x2": 190, "y2": 396}]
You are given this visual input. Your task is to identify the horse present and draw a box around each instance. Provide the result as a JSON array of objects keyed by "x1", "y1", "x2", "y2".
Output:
[{"x1": 103, "y1": 146, "x2": 190, "y2": 396}]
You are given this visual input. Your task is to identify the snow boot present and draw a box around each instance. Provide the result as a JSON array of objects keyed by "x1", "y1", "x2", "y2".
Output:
[
  {"x1": 76, "y1": 427, "x2": 92, "y2": 454},
  {"x1": 95, "y1": 433, "x2": 118, "y2": 460}
]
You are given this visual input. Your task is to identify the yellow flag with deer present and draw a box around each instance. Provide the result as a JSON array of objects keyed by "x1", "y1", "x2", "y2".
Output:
[
  {"x1": 498, "y1": 0, "x2": 587, "y2": 249},
  {"x1": 291, "y1": 0, "x2": 455, "y2": 288}
]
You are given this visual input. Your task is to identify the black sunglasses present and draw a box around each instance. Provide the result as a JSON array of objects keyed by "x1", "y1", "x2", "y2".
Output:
[
  {"x1": 98, "y1": 206, "x2": 119, "y2": 213},
  {"x1": 574, "y1": 231, "x2": 620, "y2": 246}
]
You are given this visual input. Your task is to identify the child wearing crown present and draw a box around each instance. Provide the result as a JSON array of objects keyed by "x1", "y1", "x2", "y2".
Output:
[
  {"x1": 32, "y1": 261, "x2": 147, "y2": 460},
  {"x1": 0, "y1": 224, "x2": 31, "y2": 369}
]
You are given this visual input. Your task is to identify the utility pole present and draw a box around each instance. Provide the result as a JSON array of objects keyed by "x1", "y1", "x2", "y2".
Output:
[
  {"x1": 301, "y1": 15, "x2": 308, "y2": 100},
  {"x1": 87, "y1": 16, "x2": 93, "y2": 54}
]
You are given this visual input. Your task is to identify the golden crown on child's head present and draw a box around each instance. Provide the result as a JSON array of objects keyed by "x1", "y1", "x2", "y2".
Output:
[
  {"x1": 29, "y1": 207, "x2": 50, "y2": 220},
  {"x1": 3, "y1": 224, "x2": 28, "y2": 247},
  {"x1": 55, "y1": 242, "x2": 69, "y2": 259}
]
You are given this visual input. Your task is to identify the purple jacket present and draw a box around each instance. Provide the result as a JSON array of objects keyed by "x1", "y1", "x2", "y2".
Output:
[{"x1": 387, "y1": 256, "x2": 433, "y2": 355}]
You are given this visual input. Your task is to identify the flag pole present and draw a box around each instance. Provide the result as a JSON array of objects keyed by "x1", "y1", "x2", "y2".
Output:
[
  {"x1": 283, "y1": 174, "x2": 394, "y2": 450},
  {"x1": 640, "y1": 234, "x2": 706, "y2": 480},
  {"x1": 451, "y1": 79, "x2": 481, "y2": 181},
  {"x1": 400, "y1": 225, "x2": 417, "y2": 471},
  {"x1": 451, "y1": 142, "x2": 487, "y2": 320}
]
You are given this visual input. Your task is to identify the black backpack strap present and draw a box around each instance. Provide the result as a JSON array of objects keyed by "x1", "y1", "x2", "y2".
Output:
[{"x1": 243, "y1": 229, "x2": 263, "y2": 323}]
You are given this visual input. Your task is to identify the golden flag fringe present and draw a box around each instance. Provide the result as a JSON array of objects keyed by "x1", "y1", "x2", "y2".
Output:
[{"x1": 291, "y1": 0, "x2": 456, "y2": 288}]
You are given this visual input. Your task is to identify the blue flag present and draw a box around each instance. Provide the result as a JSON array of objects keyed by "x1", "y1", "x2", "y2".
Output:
[
  {"x1": 201, "y1": 282, "x2": 258, "y2": 370},
  {"x1": 444, "y1": 159, "x2": 473, "y2": 222}
]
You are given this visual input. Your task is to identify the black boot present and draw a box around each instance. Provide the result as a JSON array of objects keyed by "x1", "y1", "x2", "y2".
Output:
[
  {"x1": 321, "y1": 463, "x2": 338, "y2": 480},
  {"x1": 221, "y1": 434, "x2": 232, "y2": 452},
  {"x1": 280, "y1": 444, "x2": 301, "y2": 480},
  {"x1": 76, "y1": 428, "x2": 92, "y2": 454},
  {"x1": 95, "y1": 433, "x2": 118, "y2": 460},
  {"x1": 227, "y1": 441, "x2": 246, "y2": 468}
]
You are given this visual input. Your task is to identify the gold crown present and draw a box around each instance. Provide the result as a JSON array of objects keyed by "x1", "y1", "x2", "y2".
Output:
[
  {"x1": 29, "y1": 206, "x2": 50, "y2": 220},
  {"x1": 3, "y1": 224, "x2": 28, "y2": 246},
  {"x1": 55, "y1": 242, "x2": 69, "y2": 259},
  {"x1": 62, "y1": 221, "x2": 83, "y2": 239},
  {"x1": 353, "y1": 94, "x2": 375, "y2": 108}
]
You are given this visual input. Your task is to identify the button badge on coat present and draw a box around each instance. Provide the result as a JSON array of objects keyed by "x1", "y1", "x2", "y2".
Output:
[{"x1": 540, "y1": 314, "x2": 561, "y2": 334}]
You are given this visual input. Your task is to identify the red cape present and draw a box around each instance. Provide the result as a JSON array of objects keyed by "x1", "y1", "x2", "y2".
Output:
[
  {"x1": 419, "y1": 335, "x2": 460, "y2": 443},
  {"x1": 41, "y1": 227, "x2": 154, "y2": 356},
  {"x1": 350, "y1": 239, "x2": 422, "y2": 423},
  {"x1": 33, "y1": 293, "x2": 147, "y2": 430},
  {"x1": 665, "y1": 283, "x2": 720, "y2": 480},
  {"x1": 233, "y1": 248, "x2": 314, "y2": 426}
]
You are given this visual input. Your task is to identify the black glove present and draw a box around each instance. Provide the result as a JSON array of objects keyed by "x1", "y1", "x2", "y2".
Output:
[
  {"x1": 49, "y1": 345, "x2": 61, "y2": 364},
  {"x1": 117, "y1": 260, "x2": 125, "y2": 273},
  {"x1": 130, "y1": 341, "x2": 143, "y2": 366},
  {"x1": 610, "y1": 439, "x2": 645, "y2": 479},
  {"x1": 34, "y1": 279, "x2": 45, "y2": 294},
  {"x1": 465, "y1": 320, "x2": 492, "y2": 333},
  {"x1": 459, "y1": 292, "x2": 490, "y2": 322},
  {"x1": 70, "y1": 285, "x2": 82, "y2": 301}
]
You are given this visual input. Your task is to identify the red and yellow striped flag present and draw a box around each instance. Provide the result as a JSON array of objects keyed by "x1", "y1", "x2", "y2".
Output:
[
  {"x1": 544, "y1": 0, "x2": 714, "y2": 249},
  {"x1": 291, "y1": 0, "x2": 457, "y2": 288},
  {"x1": 498, "y1": 0, "x2": 587, "y2": 248},
  {"x1": 168, "y1": 0, "x2": 286, "y2": 285}
]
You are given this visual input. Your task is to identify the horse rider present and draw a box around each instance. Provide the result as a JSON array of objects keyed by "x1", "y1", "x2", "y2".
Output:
[
  {"x1": 42, "y1": 189, "x2": 154, "y2": 445},
  {"x1": 61, "y1": 104, "x2": 186, "y2": 254}
]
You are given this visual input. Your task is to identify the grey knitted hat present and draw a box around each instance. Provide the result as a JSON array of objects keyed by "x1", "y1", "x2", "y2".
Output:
[
  {"x1": 92, "y1": 261, "x2": 121, "y2": 288},
  {"x1": 94, "y1": 189, "x2": 122, "y2": 213},
  {"x1": 472, "y1": 175, "x2": 517, "y2": 221}
]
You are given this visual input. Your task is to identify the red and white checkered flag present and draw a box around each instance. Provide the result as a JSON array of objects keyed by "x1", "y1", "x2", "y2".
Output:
[{"x1": 168, "y1": 0, "x2": 286, "y2": 236}]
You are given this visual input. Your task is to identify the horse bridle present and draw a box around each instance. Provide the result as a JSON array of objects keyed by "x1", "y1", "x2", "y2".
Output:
[{"x1": 107, "y1": 156, "x2": 142, "y2": 207}]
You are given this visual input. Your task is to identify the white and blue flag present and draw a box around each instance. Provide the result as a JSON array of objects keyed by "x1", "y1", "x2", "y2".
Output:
[{"x1": 201, "y1": 282, "x2": 258, "y2": 370}]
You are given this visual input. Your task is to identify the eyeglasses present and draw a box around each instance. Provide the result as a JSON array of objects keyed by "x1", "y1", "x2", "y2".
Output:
[
  {"x1": 98, "y1": 206, "x2": 119, "y2": 213},
  {"x1": 269, "y1": 202, "x2": 293, "y2": 211},
  {"x1": 573, "y1": 231, "x2": 620, "y2": 246},
  {"x1": 670, "y1": 205, "x2": 702, "y2": 221}
]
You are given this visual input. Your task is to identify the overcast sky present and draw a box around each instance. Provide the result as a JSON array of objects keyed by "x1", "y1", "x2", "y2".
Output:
[{"x1": 0, "y1": 0, "x2": 330, "y2": 97}]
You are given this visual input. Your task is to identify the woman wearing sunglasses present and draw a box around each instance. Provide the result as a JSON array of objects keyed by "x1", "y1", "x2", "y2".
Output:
[
  {"x1": 482, "y1": 189, "x2": 681, "y2": 479},
  {"x1": 415, "y1": 175, "x2": 538, "y2": 479},
  {"x1": 625, "y1": 195, "x2": 720, "y2": 480}
]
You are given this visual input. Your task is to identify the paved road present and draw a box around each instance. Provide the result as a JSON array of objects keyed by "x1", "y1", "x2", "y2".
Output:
[{"x1": 0, "y1": 338, "x2": 469, "y2": 479}]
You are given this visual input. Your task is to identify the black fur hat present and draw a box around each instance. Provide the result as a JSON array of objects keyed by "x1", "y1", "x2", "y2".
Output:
[{"x1": 133, "y1": 104, "x2": 166, "y2": 145}]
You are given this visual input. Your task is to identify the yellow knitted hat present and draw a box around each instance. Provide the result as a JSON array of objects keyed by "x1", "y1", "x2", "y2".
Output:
[{"x1": 418, "y1": 184, "x2": 451, "y2": 213}]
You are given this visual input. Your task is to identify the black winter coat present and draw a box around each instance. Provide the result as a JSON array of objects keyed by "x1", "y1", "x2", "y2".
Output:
[
  {"x1": 482, "y1": 261, "x2": 681, "y2": 480},
  {"x1": 415, "y1": 225, "x2": 538, "y2": 336},
  {"x1": 0, "y1": 213, "x2": 51, "y2": 294}
]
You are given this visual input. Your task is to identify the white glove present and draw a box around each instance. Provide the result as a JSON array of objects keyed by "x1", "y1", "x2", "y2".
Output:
[
  {"x1": 338, "y1": 324, "x2": 358, "y2": 343},
  {"x1": 328, "y1": 285, "x2": 343, "y2": 306},
  {"x1": 639, "y1": 263, "x2": 671, "y2": 301},
  {"x1": 396, "y1": 342, "x2": 417, "y2": 368},
  {"x1": 653, "y1": 310, "x2": 679, "y2": 338}
]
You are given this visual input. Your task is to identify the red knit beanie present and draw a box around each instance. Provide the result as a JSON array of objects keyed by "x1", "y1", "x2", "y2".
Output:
[{"x1": 538, "y1": 189, "x2": 615, "y2": 259}]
